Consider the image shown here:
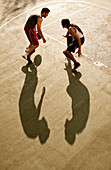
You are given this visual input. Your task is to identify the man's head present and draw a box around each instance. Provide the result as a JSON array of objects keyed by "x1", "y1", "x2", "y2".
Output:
[
  {"x1": 41, "y1": 7, "x2": 50, "y2": 18},
  {"x1": 61, "y1": 19, "x2": 70, "y2": 29}
]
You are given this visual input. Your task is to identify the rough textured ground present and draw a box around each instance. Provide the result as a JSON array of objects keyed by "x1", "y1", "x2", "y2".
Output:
[{"x1": 0, "y1": 0, "x2": 111, "y2": 170}]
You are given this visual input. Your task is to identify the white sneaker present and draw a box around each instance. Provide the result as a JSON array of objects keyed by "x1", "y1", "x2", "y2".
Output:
[
  {"x1": 25, "y1": 47, "x2": 30, "y2": 52},
  {"x1": 25, "y1": 45, "x2": 34, "y2": 52},
  {"x1": 22, "y1": 52, "x2": 28, "y2": 60}
]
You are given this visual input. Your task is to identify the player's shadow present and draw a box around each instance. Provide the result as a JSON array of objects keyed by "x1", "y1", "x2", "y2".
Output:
[
  {"x1": 19, "y1": 55, "x2": 50, "y2": 144},
  {"x1": 64, "y1": 58, "x2": 90, "y2": 145}
]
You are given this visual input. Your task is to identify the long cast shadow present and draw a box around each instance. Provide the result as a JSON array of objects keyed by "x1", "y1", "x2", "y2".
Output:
[
  {"x1": 64, "y1": 58, "x2": 90, "y2": 145},
  {"x1": 19, "y1": 55, "x2": 50, "y2": 144}
]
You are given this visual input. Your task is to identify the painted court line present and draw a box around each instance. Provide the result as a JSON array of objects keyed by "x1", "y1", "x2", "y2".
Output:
[
  {"x1": 0, "y1": 10, "x2": 28, "y2": 29},
  {"x1": 0, "y1": 0, "x2": 110, "y2": 71},
  {"x1": 44, "y1": 32, "x2": 108, "y2": 69},
  {"x1": 0, "y1": 1, "x2": 53, "y2": 30},
  {"x1": 44, "y1": 32, "x2": 66, "y2": 46},
  {"x1": 26, "y1": 1, "x2": 93, "y2": 19},
  {"x1": 43, "y1": 4, "x2": 95, "y2": 28},
  {"x1": 42, "y1": 3, "x2": 109, "y2": 69},
  {"x1": 26, "y1": 3, "x2": 61, "y2": 20},
  {"x1": 0, "y1": 0, "x2": 111, "y2": 30}
]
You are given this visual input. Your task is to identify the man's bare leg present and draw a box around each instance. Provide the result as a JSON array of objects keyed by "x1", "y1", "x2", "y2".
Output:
[
  {"x1": 28, "y1": 43, "x2": 33, "y2": 49},
  {"x1": 25, "y1": 44, "x2": 33, "y2": 52},
  {"x1": 26, "y1": 45, "x2": 39, "y2": 62},
  {"x1": 63, "y1": 49, "x2": 80, "y2": 71},
  {"x1": 23, "y1": 45, "x2": 39, "y2": 63},
  {"x1": 27, "y1": 45, "x2": 39, "y2": 55},
  {"x1": 63, "y1": 49, "x2": 78, "y2": 64}
]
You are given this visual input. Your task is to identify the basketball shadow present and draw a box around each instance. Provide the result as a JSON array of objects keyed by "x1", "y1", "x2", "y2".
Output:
[
  {"x1": 19, "y1": 55, "x2": 50, "y2": 144},
  {"x1": 64, "y1": 58, "x2": 90, "y2": 145}
]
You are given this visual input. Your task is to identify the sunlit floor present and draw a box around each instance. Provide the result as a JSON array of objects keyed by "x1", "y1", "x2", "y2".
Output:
[{"x1": 0, "y1": 0, "x2": 111, "y2": 169}]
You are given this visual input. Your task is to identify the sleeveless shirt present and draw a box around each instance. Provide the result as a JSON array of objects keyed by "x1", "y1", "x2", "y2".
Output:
[
  {"x1": 69, "y1": 25, "x2": 84, "y2": 40},
  {"x1": 25, "y1": 15, "x2": 42, "y2": 29}
]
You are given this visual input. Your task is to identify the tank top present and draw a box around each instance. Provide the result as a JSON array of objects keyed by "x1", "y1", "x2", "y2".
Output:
[
  {"x1": 69, "y1": 25, "x2": 84, "y2": 40},
  {"x1": 25, "y1": 15, "x2": 42, "y2": 29}
]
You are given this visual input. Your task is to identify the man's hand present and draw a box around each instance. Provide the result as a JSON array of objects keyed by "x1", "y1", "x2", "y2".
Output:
[
  {"x1": 76, "y1": 50, "x2": 82, "y2": 57},
  {"x1": 42, "y1": 37, "x2": 46, "y2": 43}
]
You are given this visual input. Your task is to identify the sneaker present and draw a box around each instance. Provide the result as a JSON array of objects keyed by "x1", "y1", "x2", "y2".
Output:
[
  {"x1": 22, "y1": 53, "x2": 32, "y2": 63},
  {"x1": 72, "y1": 62, "x2": 80, "y2": 71},
  {"x1": 22, "y1": 53, "x2": 28, "y2": 60},
  {"x1": 25, "y1": 47, "x2": 29, "y2": 52}
]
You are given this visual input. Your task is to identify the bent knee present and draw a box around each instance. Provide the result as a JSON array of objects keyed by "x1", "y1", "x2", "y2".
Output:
[
  {"x1": 63, "y1": 50, "x2": 67, "y2": 55},
  {"x1": 63, "y1": 50, "x2": 69, "y2": 55},
  {"x1": 34, "y1": 44, "x2": 39, "y2": 48}
]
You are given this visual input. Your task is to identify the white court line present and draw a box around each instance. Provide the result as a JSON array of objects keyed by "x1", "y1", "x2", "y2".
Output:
[
  {"x1": 0, "y1": 0, "x2": 110, "y2": 71},
  {"x1": 44, "y1": 32, "x2": 66, "y2": 46},
  {"x1": 26, "y1": 3, "x2": 61, "y2": 20},
  {"x1": 42, "y1": 2, "x2": 109, "y2": 69},
  {"x1": 43, "y1": 4, "x2": 95, "y2": 28},
  {"x1": 44, "y1": 32, "x2": 108, "y2": 69},
  {"x1": 27, "y1": 0, "x2": 111, "y2": 19},
  {"x1": 0, "y1": 10, "x2": 28, "y2": 29},
  {"x1": 26, "y1": 1, "x2": 94, "y2": 19},
  {"x1": 92, "y1": 3, "x2": 111, "y2": 11},
  {"x1": 0, "y1": 0, "x2": 111, "y2": 30},
  {"x1": 0, "y1": 1, "x2": 54, "y2": 30}
]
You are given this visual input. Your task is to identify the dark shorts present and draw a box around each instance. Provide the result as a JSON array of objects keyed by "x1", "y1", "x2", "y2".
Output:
[
  {"x1": 67, "y1": 36, "x2": 85, "y2": 53},
  {"x1": 24, "y1": 26, "x2": 39, "y2": 45}
]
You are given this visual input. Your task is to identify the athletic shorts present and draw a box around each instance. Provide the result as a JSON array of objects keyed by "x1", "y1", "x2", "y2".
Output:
[
  {"x1": 67, "y1": 36, "x2": 85, "y2": 53},
  {"x1": 24, "y1": 26, "x2": 39, "y2": 45}
]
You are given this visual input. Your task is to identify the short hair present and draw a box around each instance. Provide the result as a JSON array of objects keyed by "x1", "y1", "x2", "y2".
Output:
[
  {"x1": 61, "y1": 19, "x2": 70, "y2": 27},
  {"x1": 41, "y1": 7, "x2": 50, "y2": 14}
]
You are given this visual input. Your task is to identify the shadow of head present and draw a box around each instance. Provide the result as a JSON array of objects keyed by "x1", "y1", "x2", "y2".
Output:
[
  {"x1": 65, "y1": 119, "x2": 76, "y2": 145},
  {"x1": 34, "y1": 55, "x2": 42, "y2": 67},
  {"x1": 38, "y1": 117, "x2": 50, "y2": 144},
  {"x1": 21, "y1": 55, "x2": 42, "y2": 74},
  {"x1": 23, "y1": 117, "x2": 50, "y2": 144}
]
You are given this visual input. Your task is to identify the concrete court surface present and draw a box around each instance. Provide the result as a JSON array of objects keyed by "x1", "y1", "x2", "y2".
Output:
[{"x1": 0, "y1": 0, "x2": 111, "y2": 169}]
